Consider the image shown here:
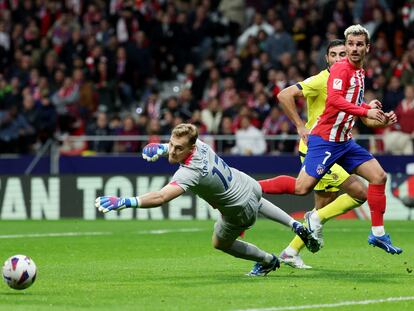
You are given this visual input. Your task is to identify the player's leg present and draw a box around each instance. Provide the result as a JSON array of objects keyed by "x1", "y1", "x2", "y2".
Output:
[
  {"x1": 341, "y1": 144, "x2": 402, "y2": 254},
  {"x1": 260, "y1": 135, "x2": 342, "y2": 195},
  {"x1": 280, "y1": 191, "x2": 337, "y2": 268},
  {"x1": 354, "y1": 158, "x2": 387, "y2": 229},
  {"x1": 259, "y1": 168, "x2": 318, "y2": 195},
  {"x1": 302, "y1": 173, "x2": 366, "y2": 250},
  {"x1": 212, "y1": 202, "x2": 279, "y2": 275},
  {"x1": 213, "y1": 226, "x2": 280, "y2": 277},
  {"x1": 258, "y1": 198, "x2": 320, "y2": 252},
  {"x1": 315, "y1": 172, "x2": 367, "y2": 224},
  {"x1": 212, "y1": 216, "x2": 274, "y2": 261},
  {"x1": 314, "y1": 191, "x2": 338, "y2": 209},
  {"x1": 280, "y1": 167, "x2": 366, "y2": 268}
]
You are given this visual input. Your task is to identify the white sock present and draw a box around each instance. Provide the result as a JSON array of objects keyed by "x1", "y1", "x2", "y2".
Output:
[
  {"x1": 371, "y1": 226, "x2": 385, "y2": 236},
  {"x1": 310, "y1": 211, "x2": 321, "y2": 224},
  {"x1": 284, "y1": 246, "x2": 298, "y2": 256}
]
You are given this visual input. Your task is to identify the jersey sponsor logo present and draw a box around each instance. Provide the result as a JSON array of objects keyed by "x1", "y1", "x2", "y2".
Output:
[{"x1": 333, "y1": 78, "x2": 343, "y2": 90}]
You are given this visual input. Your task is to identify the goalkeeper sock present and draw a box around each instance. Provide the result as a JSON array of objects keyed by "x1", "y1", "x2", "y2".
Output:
[
  {"x1": 226, "y1": 239, "x2": 272, "y2": 263},
  {"x1": 259, "y1": 199, "x2": 296, "y2": 227},
  {"x1": 316, "y1": 194, "x2": 362, "y2": 224},
  {"x1": 259, "y1": 175, "x2": 296, "y2": 194}
]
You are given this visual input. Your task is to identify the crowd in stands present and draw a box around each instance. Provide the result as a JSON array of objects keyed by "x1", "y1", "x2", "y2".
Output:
[{"x1": 0, "y1": 0, "x2": 413, "y2": 155}]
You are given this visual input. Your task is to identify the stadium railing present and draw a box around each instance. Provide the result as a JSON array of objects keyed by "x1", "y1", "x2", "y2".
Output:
[{"x1": 22, "y1": 133, "x2": 385, "y2": 175}]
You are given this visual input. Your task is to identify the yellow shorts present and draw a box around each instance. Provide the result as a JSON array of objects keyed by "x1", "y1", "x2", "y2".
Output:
[{"x1": 299, "y1": 139, "x2": 350, "y2": 192}]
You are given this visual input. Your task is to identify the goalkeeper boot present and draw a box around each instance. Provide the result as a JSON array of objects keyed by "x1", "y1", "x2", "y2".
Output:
[
  {"x1": 279, "y1": 250, "x2": 312, "y2": 269},
  {"x1": 304, "y1": 211, "x2": 324, "y2": 251},
  {"x1": 246, "y1": 254, "x2": 280, "y2": 276},
  {"x1": 368, "y1": 232, "x2": 403, "y2": 255},
  {"x1": 292, "y1": 221, "x2": 321, "y2": 253}
]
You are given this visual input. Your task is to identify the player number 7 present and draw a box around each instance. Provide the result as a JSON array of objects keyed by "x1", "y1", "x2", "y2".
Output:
[{"x1": 322, "y1": 151, "x2": 331, "y2": 165}]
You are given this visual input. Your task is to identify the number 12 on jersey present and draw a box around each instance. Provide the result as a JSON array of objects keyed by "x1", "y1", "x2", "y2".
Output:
[{"x1": 211, "y1": 154, "x2": 233, "y2": 190}]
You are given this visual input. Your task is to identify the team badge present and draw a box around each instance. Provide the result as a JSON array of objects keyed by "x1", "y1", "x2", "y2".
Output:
[
  {"x1": 316, "y1": 164, "x2": 325, "y2": 175},
  {"x1": 333, "y1": 78, "x2": 342, "y2": 90}
]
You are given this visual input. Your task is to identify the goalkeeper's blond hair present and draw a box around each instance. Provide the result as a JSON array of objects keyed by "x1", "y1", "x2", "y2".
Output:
[
  {"x1": 172, "y1": 123, "x2": 198, "y2": 146},
  {"x1": 344, "y1": 24, "x2": 370, "y2": 44}
]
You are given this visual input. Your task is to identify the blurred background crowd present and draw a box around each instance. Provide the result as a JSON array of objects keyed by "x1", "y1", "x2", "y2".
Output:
[{"x1": 0, "y1": 0, "x2": 413, "y2": 156}]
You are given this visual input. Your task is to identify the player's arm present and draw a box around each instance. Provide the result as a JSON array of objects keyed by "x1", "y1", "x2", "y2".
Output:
[
  {"x1": 95, "y1": 183, "x2": 185, "y2": 213},
  {"x1": 360, "y1": 110, "x2": 397, "y2": 128},
  {"x1": 138, "y1": 183, "x2": 184, "y2": 208},
  {"x1": 277, "y1": 85, "x2": 308, "y2": 142},
  {"x1": 327, "y1": 64, "x2": 384, "y2": 121}
]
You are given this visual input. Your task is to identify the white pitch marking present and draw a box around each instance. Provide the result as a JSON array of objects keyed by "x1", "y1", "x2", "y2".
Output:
[
  {"x1": 235, "y1": 296, "x2": 414, "y2": 311},
  {"x1": 0, "y1": 232, "x2": 112, "y2": 239},
  {"x1": 136, "y1": 228, "x2": 204, "y2": 235}
]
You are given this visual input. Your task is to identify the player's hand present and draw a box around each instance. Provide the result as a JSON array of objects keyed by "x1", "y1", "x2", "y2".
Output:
[
  {"x1": 297, "y1": 126, "x2": 310, "y2": 145},
  {"x1": 142, "y1": 143, "x2": 168, "y2": 162},
  {"x1": 384, "y1": 111, "x2": 397, "y2": 126},
  {"x1": 95, "y1": 196, "x2": 129, "y2": 213},
  {"x1": 368, "y1": 99, "x2": 382, "y2": 109},
  {"x1": 366, "y1": 109, "x2": 386, "y2": 123}
]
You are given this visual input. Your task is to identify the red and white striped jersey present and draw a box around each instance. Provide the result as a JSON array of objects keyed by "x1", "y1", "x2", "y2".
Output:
[{"x1": 311, "y1": 58, "x2": 369, "y2": 142}]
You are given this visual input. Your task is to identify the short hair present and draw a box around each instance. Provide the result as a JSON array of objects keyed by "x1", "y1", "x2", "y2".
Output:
[
  {"x1": 326, "y1": 39, "x2": 345, "y2": 55},
  {"x1": 172, "y1": 123, "x2": 198, "y2": 146},
  {"x1": 344, "y1": 24, "x2": 370, "y2": 44}
]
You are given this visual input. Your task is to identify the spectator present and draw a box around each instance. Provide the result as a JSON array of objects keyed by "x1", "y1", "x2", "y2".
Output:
[
  {"x1": 201, "y1": 97, "x2": 223, "y2": 134},
  {"x1": 86, "y1": 111, "x2": 114, "y2": 153},
  {"x1": 51, "y1": 76, "x2": 80, "y2": 134},
  {"x1": 0, "y1": 1, "x2": 411, "y2": 156},
  {"x1": 237, "y1": 12, "x2": 273, "y2": 50},
  {"x1": 146, "y1": 118, "x2": 162, "y2": 144},
  {"x1": 383, "y1": 84, "x2": 414, "y2": 154},
  {"x1": 0, "y1": 105, "x2": 35, "y2": 153},
  {"x1": 114, "y1": 115, "x2": 140, "y2": 153},
  {"x1": 36, "y1": 94, "x2": 57, "y2": 144},
  {"x1": 217, "y1": 116, "x2": 235, "y2": 154},
  {"x1": 264, "y1": 20, "x2": 296, "y2": 68},
  {"x1": 382, "y1": 76, "x2": 405, "y2": 112},
  {"x1": 232, "y1": 116, "x2": 266, "y2": 155},
  {"x1": 273, "y1": 119, "x2": 296, "y2": 154}
]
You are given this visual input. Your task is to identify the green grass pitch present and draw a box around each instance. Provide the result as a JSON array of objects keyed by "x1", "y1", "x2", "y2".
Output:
[{"x1": 1, "y1": 219, "x2": 413, "y2": 311}]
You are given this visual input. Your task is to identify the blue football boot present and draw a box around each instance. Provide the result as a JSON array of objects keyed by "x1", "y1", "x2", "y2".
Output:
[
  {"x1": 368, "y1": 232, "x2": 403, "y2": 254},
  {"x1": 246, "y1": 254, "x2": 280, "y2": 276}
]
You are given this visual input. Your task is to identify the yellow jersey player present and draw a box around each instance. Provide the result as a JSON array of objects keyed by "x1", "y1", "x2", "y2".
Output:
[{"x1": 271, "y1": 40, "x2": 368, "y2": 268}]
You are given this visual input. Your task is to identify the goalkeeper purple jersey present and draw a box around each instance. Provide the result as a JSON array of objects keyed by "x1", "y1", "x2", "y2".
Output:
[{"x1": 170, "y1": 139, "x2": 261, "y2": 215}]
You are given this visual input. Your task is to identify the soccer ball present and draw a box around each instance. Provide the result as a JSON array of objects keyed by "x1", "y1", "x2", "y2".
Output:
[{"x1": 2, "y1": 255, "x2": 37, "y2": 290}]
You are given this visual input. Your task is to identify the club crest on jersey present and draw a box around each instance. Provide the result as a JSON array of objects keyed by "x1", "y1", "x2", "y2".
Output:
[
  {"x1": 316, "y1": 164, "x2": 326, "y2": 175},
  {"x1": 333, "y1": 78, "x2": 342, "y2": 90}
]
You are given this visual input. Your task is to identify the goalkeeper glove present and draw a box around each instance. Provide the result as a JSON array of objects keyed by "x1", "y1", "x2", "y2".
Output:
[
  {"x1": 142, "y1": 143, "x2": 168, "y2": 162},
  {"x1": 95, "y1": 196, "x2": 139, "y2": 213}
]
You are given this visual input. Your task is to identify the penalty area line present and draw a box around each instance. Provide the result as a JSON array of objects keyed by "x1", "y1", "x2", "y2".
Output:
[
  {"x1": 235, "y1": 296, "x2": 414, "y2": 311},
  {"x1": 0, "y1": 232, "x2": 112, "y2": 239}
]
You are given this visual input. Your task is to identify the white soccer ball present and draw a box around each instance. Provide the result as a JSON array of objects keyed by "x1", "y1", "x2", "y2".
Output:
[{"x1": 2, "y1": 255, "x2": 37, "y2": 290}]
